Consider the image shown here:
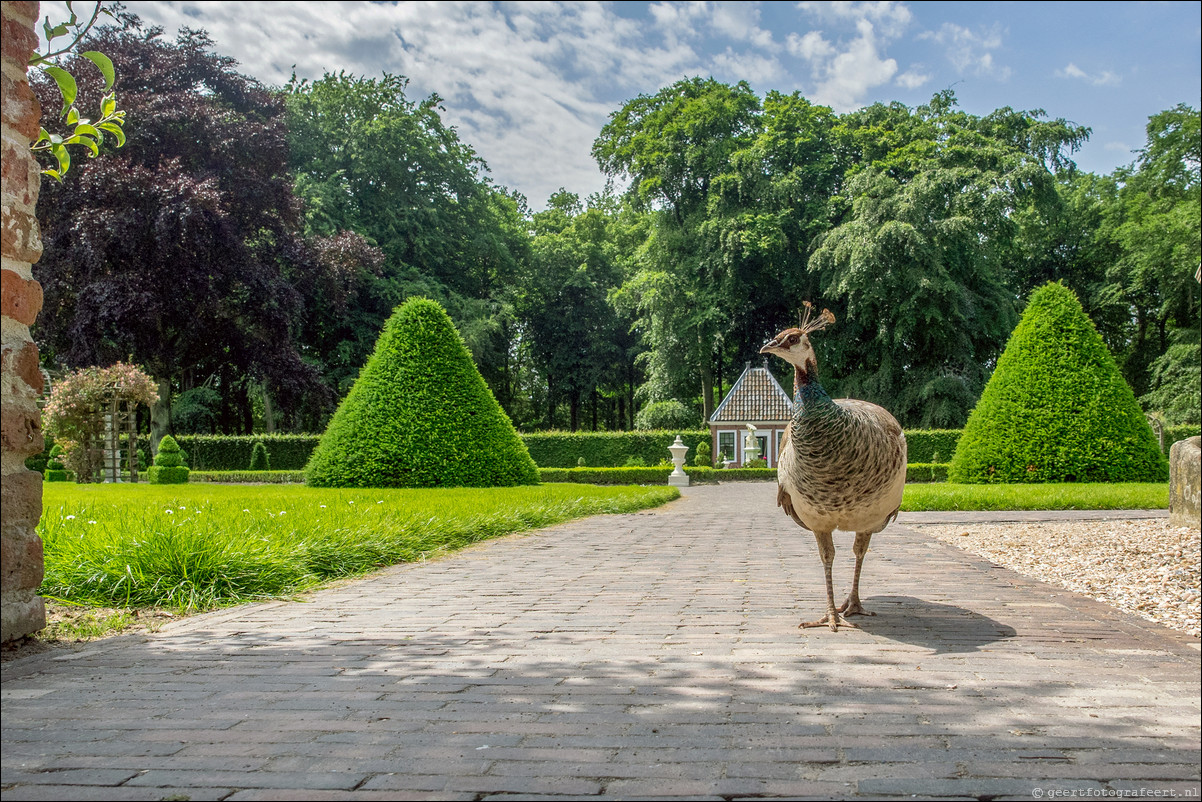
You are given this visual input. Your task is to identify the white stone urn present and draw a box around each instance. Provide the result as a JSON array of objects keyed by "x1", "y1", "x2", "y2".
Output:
[{"x1": 668, "y1": 435, "x2": 690, "y2": 487}]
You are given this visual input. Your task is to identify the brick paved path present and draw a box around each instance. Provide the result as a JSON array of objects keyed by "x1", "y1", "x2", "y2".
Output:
[{"x1": 2, "y1": 483, "x2": 1199, "y2": 800}]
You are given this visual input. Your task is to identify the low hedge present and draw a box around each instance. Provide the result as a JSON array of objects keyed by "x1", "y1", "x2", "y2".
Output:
[
  {"x1": 906, "y1": 463, "x2": 950, "y2": 483},
  {"x1": 135, "y1": 434, "x2": 322, "y2": 472},
  {"x1": 190, "y1": 470, "x2": 306, "y2": 484},
  {"x1": 524, "y1": 431, "x2": 711, "y2": 468},
  {"x1": 107, "y1": 423, "x2": 1198, "y2": 474}
]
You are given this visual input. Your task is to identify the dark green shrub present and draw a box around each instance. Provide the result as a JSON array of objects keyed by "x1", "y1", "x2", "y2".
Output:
[
  {"x1": 45, "y1": 445, "x2": 70, "y2": 482},
  {"x1": 249, "y1": 441, "x2": 271, "y2": 471},
  {"x1": 744, "y1": 457, "x2": 768, "y2": 468},
  {"x1": 904, "y1": 430, "x2": 962, "y2": 463},
  {"x1": 633, "y1": 400, "x2": 700, "y2": 430},
  {"x1": 906, "y1": 463, "x2": 949, "y2": 483},
  {"x1": 950, "y1": 282, "x2": 1169, "y2": 483},
  {"x1": 694, "y1": 439, "x2": 712, "y2": 467},
  {"x1": 522, "y1": 430, "x2": 710, "y2": 467},
  {"x1": 577, "y1": 456, "x2": 586, "y2": 467},
  {"x1": 148, "y1": 435, "x2": 190, "y2": 484},
  {"x1": 305, "y1": 298, "x2": 539, "y2": 488},
  {"x1": 190, "y1": 470, "x2": 305, "y2": 484}
]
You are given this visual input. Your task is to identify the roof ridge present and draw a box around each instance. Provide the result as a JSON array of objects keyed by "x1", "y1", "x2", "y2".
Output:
[{"x1": 709, "y1": 363, "x2": 793, "y2": 423}]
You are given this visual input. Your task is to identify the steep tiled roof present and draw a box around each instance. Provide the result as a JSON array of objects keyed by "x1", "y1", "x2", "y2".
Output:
[{"x1": 709, "y1": 362, "x2": 793, "y2": 423}]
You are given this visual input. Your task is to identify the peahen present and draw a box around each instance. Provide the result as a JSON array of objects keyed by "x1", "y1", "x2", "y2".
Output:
[{"x1": 759, "y1": 304, "x2": 907, "y2": 631}]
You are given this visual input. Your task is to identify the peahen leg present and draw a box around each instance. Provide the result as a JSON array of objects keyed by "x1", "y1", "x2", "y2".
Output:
[
  {"x1": 801, "y1": 530, "x2": 858, "y2": 631},
  {"x1": 837, "y1": 531, "x2": 875, "y2": 617}
]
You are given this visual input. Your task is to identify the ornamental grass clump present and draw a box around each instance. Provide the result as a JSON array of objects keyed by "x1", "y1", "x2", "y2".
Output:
[
  {"x1": 149, "y1": 435, "x2": 190, "y2": 484},
  {"x1": 306, "y1": 298, "x2": 539, "y2": 488},
  {"x1": 950, "y1": 282, "x2": 1169, "y2": 483}
]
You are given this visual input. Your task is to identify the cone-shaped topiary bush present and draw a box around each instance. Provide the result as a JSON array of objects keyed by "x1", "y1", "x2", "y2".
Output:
[
  {"x1": 149, "y1": 435, "x2": 191, "y2": 484},
  {"x1": 305, "y1": 298, "x2": 540, "y2": 488},
  {"x1": 950, "y1": 282, "x2": 1169, "y2": 483},
  {"x1": 249, "y1": 441, "x2": 270, "y2": 471}
]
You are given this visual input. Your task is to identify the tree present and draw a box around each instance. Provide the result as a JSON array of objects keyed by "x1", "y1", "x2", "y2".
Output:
[
  {"x1": 595, "y1": 77, "x2": 761, "y2": 420},
  {"x1": 809, "y1": 91, "x2": 1089, "y2": 427},
  {"x1": 949, "y1": 282, "x2": 1167, "y2": 483},
  {"x1": 305, "y1": 298, "x2": 539, "y2": 488},
  {"x1": 1099, "y1": 104, "x2": 1201, "y2": 397},
  {"x1": 31, "y1": 18, "x2": 332, "y2": 447},
  {"x1": 286, "y1": 73, "x2": 528, "y2": 410}
]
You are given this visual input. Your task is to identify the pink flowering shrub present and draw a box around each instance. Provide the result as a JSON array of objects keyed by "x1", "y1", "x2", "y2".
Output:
[{"x1": 43, "y1": 363, "x2": 158, "y2": 482}]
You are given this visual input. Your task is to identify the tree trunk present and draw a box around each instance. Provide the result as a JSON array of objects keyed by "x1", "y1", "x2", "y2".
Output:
[
  {"x1": 240, "y1": 385, "x2": 254, "y2": 434},
  {"x1": 150, "y1": 378, "x2": 172, "y2": 456},
  {"x1": 700, "y1": 357, "x2": 715, "y2": 423},
  {"x1": 569, "y1": 392, "x2": 580, "y2": 433},
  {"x1": 262, "y1": 385, "x2": 276, "y2": 433},
  {"x1": 591, "y1": 389, "x2": 598, "y2": 431}
]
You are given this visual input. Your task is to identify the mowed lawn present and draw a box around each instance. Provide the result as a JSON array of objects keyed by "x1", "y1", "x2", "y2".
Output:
[
  {"x1": 39, "y1": 482, "x2": 679, "y2": 612},
  {"x1": 900, "y1": 482, "x2": 1168, "y2": 511}
]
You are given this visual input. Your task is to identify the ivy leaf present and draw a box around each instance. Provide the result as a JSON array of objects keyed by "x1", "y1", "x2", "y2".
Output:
[
  {"x1": 41, "y1": 65, "x2": 77, "y2": 117},
  {"x1": 80, "y1": 51, "x2": 115, "y2": 91}
]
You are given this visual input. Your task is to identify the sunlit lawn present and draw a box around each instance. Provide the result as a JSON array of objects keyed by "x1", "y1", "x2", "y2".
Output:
[
  {"x1": 901, "y1": 482, "x2": 1168, "y2": 511},
  {"x1": 39, "y1": 482, "x2": 679, "y2": 612}
]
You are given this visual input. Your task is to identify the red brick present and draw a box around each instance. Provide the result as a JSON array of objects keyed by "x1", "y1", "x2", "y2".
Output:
[
  {"x1": 0, "y1": 527, "x2": 44, "y2": 593},
  {"x1": 2, "y1": 140, "x2": 41, "y2": 206},
  {"x1": 1, "y1": 338, "x2": 41, "y2": 394},
  {"x1": 1, "y1": 268, "x2": 42, "y2": 324},
  {"x1": 0, "y1": 400, "x2": 42, "y2": 458},
  {"x1": 0, "y1": 467, "x2": 42, "y2": 537},
  {"x1": 0, "y1": 61, "x2": 42, "y2": 143},
  {"x1": 0, "y1": 10, "x2": 40, "y2": 63}
]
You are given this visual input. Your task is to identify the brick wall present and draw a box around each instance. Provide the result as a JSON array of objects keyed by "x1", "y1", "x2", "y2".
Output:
[{"x1": 1, "y1": 0, "x2": 46, "y2": 642}]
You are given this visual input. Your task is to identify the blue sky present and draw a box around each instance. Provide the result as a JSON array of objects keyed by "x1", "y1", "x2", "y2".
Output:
[{"x1": 108, "y1": 1, "x2": 1201, "y2": 207}]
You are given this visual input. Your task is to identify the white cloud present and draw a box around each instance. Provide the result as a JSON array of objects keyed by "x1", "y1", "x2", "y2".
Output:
[
  {"x1": 712, "y1": 48, "x2": 783, "y2": 83},
  {"x1": 789, "y1": 6, "x2": 911, "y2": 111},
  {"x1": 709, "y1": 2, "x2": 778, "y2": 50},
  {"x1": 127, "y1": 1, "x2": 712, "y2": 207},
  {"x1": 796, "y1": 1, "x2": 913, "y2": 38},
  {"x1": 895, "y1": 67, "x2": 930, "y2": 90},
  {"x1": 1056, "y1": 62, "x2": 1121, "y2": 87},
  {"x1": 921, "y1": 22, "x2": 1011, "y2": 80}
]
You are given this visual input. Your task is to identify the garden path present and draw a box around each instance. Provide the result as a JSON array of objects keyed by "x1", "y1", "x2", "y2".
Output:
[{"x1": 2, "y1": 483, "x2": 1199, "y2": 799}]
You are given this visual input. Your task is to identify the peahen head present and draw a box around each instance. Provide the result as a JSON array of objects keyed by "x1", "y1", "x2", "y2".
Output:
[{"x1": 759, "y1": 303, "x2": 835, "y2": 385}]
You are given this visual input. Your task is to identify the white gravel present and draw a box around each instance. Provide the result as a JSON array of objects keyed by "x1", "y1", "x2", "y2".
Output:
[{"x1": 911, "y1": 519, "x2": 1201, "y2": 639}]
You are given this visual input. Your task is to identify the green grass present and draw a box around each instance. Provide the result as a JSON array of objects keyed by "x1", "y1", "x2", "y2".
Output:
[
  {"x1": 900, "y1": 482, "x2": 1168, "y2": 511},
  {"x1": 39, "y1": 483, "x2": 678, "y2": 612}
]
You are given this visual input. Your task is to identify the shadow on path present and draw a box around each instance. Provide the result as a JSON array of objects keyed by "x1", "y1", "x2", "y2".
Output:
[{"x1": 857, "y1": 595, "x2": 1017, "y2": 654}]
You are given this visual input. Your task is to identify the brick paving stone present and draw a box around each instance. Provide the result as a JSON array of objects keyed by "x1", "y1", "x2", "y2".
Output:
[{"x1": 2, "y1": 483, "x2": 1199, "y2": 799}]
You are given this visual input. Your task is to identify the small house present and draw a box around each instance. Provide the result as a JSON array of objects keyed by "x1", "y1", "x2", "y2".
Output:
[{"x1": 708, "y1": 360, "x2": 793, "y2": 467}]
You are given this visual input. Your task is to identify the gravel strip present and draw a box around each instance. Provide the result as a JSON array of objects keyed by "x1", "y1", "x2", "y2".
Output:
[{"x1": 911, "y1": 519, "x2": 1201, "y2": 639}]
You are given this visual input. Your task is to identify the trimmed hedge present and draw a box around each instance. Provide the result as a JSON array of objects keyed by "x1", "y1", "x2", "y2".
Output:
[
  {"x1": 906, "y1": 463, "x2": 950, "y2": 483},
  {"x1": 524, "y1": 430, "x2": 710, "y2": 468},
  {"x1": 148, "y1": 435, "x2": 189, "y2": 484},
  {"x1": 190, "y1": 470, "x2": 305, "y2": 484},
  {"x1": 950, "y1": 282, "x2": 1169, "y2": 483},
  {"x1": 305, "y1": 298, "x2": 539, "y2": 488},
  {"x1": 135, "y1": 434, "x2": 321, "y2": 472},
  {"x1": 110, "y1": 422, "x2": 1199, "y2": 474},
  {"x1": 249, "y1": 441, "x2": 270, "y2": 471}
]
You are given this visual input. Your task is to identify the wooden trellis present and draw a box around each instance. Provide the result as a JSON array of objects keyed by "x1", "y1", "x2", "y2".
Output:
[{"x1": 92, "y1": 397, "x2": 140, "y2": 483}]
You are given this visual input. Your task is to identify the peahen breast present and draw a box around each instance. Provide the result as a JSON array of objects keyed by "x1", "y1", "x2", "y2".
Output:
[{"x1": 778, "y1": 382, "x2": 907, "y2": 534}]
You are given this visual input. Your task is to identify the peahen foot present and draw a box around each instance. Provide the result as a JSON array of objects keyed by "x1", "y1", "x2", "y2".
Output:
[
  {"x1": 800, "y1": 611, "x2": 860, "y2": 631},
  {"x1": 837, "y1": 596, "x2": 876, "y2": 617}
]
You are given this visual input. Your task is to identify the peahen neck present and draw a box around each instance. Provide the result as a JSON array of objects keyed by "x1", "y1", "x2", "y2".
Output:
[{"x1": 793, "y1": 360, "x2": 836, "y2": 415}]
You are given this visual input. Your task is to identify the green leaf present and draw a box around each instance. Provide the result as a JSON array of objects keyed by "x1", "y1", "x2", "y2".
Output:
[
  {"x1": 101, "y1": 93, "x2": 116, "y2": 119},
  {"x1": 98, "y1": 122, "x2": 126, "y2": 148},
  {"x1": 50, "y1": 142, "x2": 70, "y2": 176},
  {"x1": 66, "y1": 106, "x2": 80, "y2": 125},
  {"x1": 80, "y1": 51, "x2": 115, "y2": 91},
  {"x1": 41, "y1": 65, "x2": 77, "y2": 117},
  {"x1": 64, "y1": 133, "x2": 99, "y2": 157}
]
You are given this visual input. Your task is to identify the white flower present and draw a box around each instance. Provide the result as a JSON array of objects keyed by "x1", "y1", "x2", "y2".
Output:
[
  {"x1": 279, "y1": 511, "x2": 286, "y2": 516},
  {"x1": 165, "y1": 509, "x2": 174, "y2": 515},
  {"x1": 243, "y1": 509, "x2": 250, "y2": 513},
  {"x1": 65, "y1": 515, "x2": 76, "y2": 520},
  {"x1": 319, "y1": 505, "x2": 327, "y2": 509},
  {"x1": 377, "y1": 500, "x2": 383, "y2": 504},
  {"x1": 88, "y1": 520, "x2": 97, "y2": 525}
]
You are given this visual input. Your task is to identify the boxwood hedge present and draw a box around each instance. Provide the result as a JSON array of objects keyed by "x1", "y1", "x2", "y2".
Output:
[
  {"x1": 305, "y1": 298, "x2": 540, "y2": 488},
  {"x1": 950, "y1": 282, "x2": 1169, "y2": 483}
]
